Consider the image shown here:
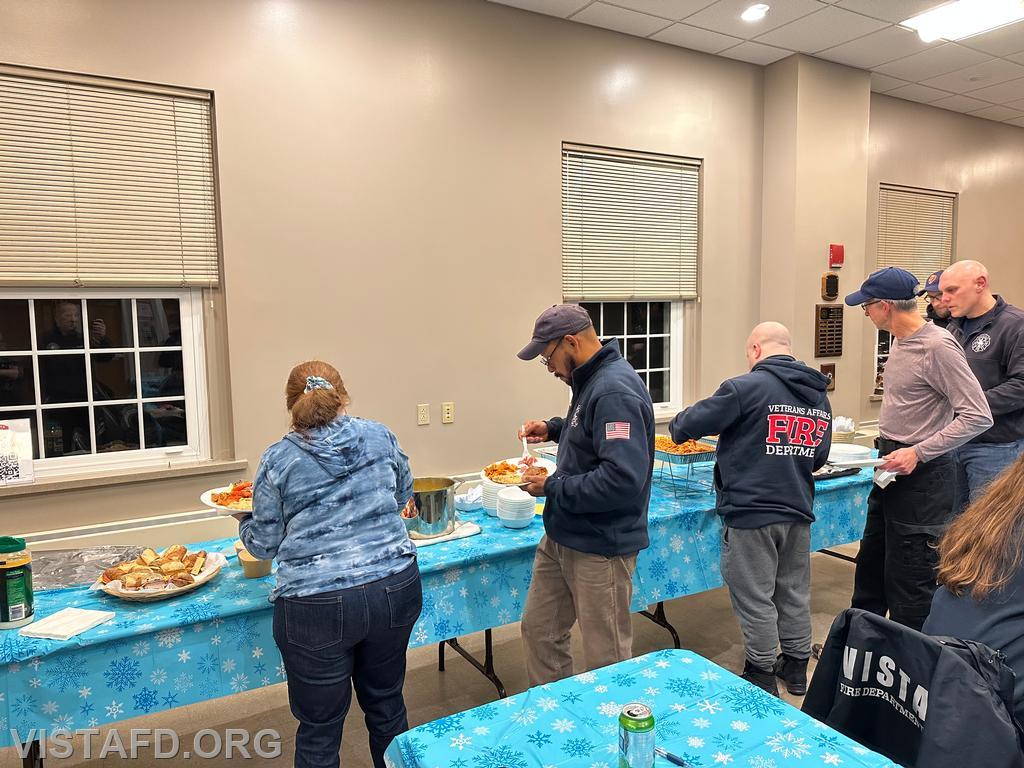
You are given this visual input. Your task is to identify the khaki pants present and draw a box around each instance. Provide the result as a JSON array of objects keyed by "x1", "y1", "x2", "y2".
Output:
[{"x1": 521, "y1": 534, "x2": 638, "y2": 686}]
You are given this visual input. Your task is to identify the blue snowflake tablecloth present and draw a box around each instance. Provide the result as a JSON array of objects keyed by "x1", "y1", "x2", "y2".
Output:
[
  {"x1": 385, "y1": 649, "x2": 897, "y2": 768},
  {"x1": 0, "y1": 468, "x2": 870, "y2": 747}
]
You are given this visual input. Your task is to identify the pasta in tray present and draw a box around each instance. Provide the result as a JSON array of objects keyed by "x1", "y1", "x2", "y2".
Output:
[{"x1": 654, "y1": 436, "x2": 715, "y2": 455}]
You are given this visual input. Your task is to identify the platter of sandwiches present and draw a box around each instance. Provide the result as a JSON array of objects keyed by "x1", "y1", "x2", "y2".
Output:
[{"x1": 92, "y1": 544, "x2": 227, "y2": 601}]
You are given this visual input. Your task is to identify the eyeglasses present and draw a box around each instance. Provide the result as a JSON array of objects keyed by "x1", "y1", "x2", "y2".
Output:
[
  {"x1": 540, "y1": 337, "x2": 564, "y2": 367},
  {"x1": 861, "y1": 299, "x2": 881, "y2": 312}
]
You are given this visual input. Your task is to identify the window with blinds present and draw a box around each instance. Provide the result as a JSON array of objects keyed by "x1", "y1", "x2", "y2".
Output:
[
  {"x1": 561, "y1": 144, "x2": 700, "y2": 301},
  {"x1": 876, "y1": 184, "x2": 956, "y2": 312},
  {"x1": 0, "y1": 68, "x2": 219, "y2": 287}
]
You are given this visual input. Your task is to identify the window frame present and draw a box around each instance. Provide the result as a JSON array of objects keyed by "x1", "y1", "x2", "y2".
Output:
[
  {"x1": 0, "y1": 287, "x2": 210, "y2": 478},
  {"x1": 576, "y1": 299, "x2": 686, "y2": 417}
]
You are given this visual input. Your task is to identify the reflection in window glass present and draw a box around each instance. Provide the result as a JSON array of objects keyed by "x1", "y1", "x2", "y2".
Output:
[
  {"x1": 35, "y1": 300, "x2": 85, "y2": 350},
  {"x1": 92, "y1": 355, "x2": 136, "y2": 400},
  {"x1": 144, "y1": 401, "x2": 187, "y2": 447},
  {"x1": 0, "y1": 356, "x2": 35, "y2": 407},
  {"x1": 0, "y1": 410, "x2": 38, "y2": 459},
  {"x1": 586, "y1": 301, "x2": 673, "y2": 405},
  {"x1": 140, "y1": 351, "x2": 184, "y2": 398},
  {"x1": 86, "y1": 299, "x2": 133, "y2": 348},
  {"x1": 0, "y1": 300, "x2": 32, "y2": 351},
  {"x1": 39, "y1": 354, "x2": 87, "y2": 404},
  {"x1": 137, "y1": 299, "x2": 182, "y2": 348},
  {"x1": 42, "y1": 407, "x2": 91, "y2": 457},
  {"x1": 95, "y1": 404, "x2": 141, "y2": 453}
]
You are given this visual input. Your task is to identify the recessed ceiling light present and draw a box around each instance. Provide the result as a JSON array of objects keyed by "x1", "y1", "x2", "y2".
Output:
[
  {"x1": 901, "y1": 0, "x2": 1024, "y2": 44},
  {"x1": 741, "y1": 3, "x2": 770, "y2": 23}
]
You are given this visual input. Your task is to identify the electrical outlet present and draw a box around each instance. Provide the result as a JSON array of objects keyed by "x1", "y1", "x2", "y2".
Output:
[
  {"x1": 417, "y1": 404, "x2": 430, "y2": 426},
  {"x1": 441, "y1": 401, "x2": 455, "y2": 424}
]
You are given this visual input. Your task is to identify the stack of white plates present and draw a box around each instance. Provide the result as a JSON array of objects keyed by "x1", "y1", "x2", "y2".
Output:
[
  {"x1": 497, "y1": 486, "x2": 535, "y2": 529},
  {"x1": 482, "y1": 479, "x2": 504, "y2": 516}
]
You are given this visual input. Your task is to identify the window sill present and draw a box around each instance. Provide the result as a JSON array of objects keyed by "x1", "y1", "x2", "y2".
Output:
[{"x1": 0, "y1": 458, "x2": 249, "y2": 499}]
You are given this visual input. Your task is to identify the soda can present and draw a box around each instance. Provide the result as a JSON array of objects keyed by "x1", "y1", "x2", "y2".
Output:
[{"x1": 618, "y1": 702, "x2": 655, "y2": 768}]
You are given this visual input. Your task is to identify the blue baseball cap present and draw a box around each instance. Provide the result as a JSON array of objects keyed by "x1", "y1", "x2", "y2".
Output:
[
  {"x1": 518, "y1": 304, "x2": 594, "y2": 360},
  {"x1": 917, "y1": 269, "x2": 943, "y2": 296},
  {"x1": 844, "y1": 267, "x2": 921, "y2": 306}
]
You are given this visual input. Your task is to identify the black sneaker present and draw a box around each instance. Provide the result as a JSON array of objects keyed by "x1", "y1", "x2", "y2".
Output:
[
  {"x1": 741, "y1": 660, "x2": 780, "y2": 697},
  {"x1": 773, "y1": 653, "x2": 808, "y2": 696}
]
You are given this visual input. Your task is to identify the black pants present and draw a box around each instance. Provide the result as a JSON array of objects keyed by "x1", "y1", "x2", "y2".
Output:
[
  {"x1": 851, "y1": 439, "x2": 953, "y2": 631},
  {"x1": 273, "y1": 559, "x2": 422, "y2": 768}
]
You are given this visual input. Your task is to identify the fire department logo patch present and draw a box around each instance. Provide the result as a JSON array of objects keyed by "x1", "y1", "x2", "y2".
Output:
[{"x1": 971, "y1": 334, "x2": 992, "y2": 353}]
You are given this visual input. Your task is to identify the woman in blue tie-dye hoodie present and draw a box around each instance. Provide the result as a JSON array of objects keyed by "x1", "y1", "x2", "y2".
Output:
[{"x1": 237, "y1": 360, "x2": 420, "y2": 768}]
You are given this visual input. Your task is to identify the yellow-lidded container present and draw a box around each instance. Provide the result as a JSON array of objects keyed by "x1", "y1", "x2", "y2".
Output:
[{"x1": 0, "y1": 536, "x2": 33, "y2": 629}]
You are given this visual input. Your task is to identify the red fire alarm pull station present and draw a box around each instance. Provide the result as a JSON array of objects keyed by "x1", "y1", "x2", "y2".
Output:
[{"x1": 829, "y1": 243, "x2": 844, "y2": 268}]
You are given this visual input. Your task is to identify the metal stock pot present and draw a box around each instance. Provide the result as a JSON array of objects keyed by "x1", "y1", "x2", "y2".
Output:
[{"x1": 404, "y1": 477, "x2": 462, "y2": 539}]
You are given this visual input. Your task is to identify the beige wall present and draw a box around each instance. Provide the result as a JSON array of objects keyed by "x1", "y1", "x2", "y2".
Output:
[
  {"x1": 861, "y1": 94, "x2": 1024, "y2": 423},
  {"x1": 0, "y1": 0, "x2": 765, "y2": 533}
]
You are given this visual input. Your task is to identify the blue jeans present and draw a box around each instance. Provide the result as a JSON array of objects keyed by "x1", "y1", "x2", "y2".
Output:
[
  {"x1": 273, "y1": 558, "x2": 422, "y2": 768},
  {"x1": 953, "y1": 439, "x2": 1024, "y2": 518}
]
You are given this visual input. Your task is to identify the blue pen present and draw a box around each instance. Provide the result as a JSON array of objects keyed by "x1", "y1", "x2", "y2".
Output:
[{"x1": 654, "y1": 746, "x2": 694, "y2": 767}]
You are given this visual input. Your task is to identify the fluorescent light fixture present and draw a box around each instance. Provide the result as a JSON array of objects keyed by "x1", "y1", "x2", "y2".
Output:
[
  {"x1": 741, "y1": 3, "x2": 770, "y2": 22},
  {"x1": 901, "y1": 0, "x2": 1024, "y2": 43}
]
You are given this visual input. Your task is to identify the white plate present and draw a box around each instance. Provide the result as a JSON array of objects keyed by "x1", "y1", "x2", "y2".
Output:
[
  {"x1": 201, "y1": 486, "x2": 253, "y2": 516},
  {"x1": 828, "y1": 458, "x2": 885, "y2": 469},
  {"x1": 480, "y1": 457, "x2": 556, "y2": 485},
  {"x1": 91, "y1": 553, "x2": 228, "y2": 600},
  {"x1": 828, "y1": 443, "x2": 871, "y2": 462}
]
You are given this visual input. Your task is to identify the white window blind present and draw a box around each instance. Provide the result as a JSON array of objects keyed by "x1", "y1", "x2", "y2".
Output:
[
  {"x1": 0, "y1": 69, "x2": 220, "y2": 287},
  {"x1": 562, "y1": 144, "x2": 700, "y2": 301},
  {"x1": 876, "y1": 185, "x2": 955, "y2": 310}
]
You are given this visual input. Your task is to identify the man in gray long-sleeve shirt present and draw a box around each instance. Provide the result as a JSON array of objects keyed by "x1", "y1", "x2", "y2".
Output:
[{"x1": 845, "y1": 267, "x2": 992, "y2": 630}]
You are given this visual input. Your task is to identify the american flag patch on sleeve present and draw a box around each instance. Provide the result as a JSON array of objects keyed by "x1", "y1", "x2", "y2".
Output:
[{"x1": 605, "y1": 422, "x2": 631, "y2": 440}]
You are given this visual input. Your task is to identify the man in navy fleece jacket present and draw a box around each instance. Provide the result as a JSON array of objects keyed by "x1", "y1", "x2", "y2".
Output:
[
  {"x1": 517, "y1": 304, "x2": 655, "y2": 686},
  {"x1": 671, "y1": 322, "x2": 832, "y2": 697}
]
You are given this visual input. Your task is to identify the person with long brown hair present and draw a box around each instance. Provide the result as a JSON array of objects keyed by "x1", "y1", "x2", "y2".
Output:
[
  {"x1": 924, "y1": 452, "x2": 1024, "y2": 719},
  {"x1": 235, "y1": 360, "x2": 421, "y2": 768}
]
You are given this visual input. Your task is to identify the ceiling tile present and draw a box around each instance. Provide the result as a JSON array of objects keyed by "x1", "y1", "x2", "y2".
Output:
[
  {"x1": 1008, "y1": 51, "x2": 1024, "y2": 65},
  {"x1": 607, "y1": 0, "x2": 719, "y2": 21},
  {"x1": 957, "y1": 21, "x2": 1024, "y2": 57},
  {"x1": 1006, "y1": 97, "x2": 1024, "y2": 110},
  {"x1": 870, "y1": 72, "x2": 909, "y2": 92},
  {"x1": 921, "y1": 58, "x2": 1024, "y2": 94},
  {"x1": 651, "y1": 22, "x2": 743, "y2": 52},
  {"x1": 816, "y1": 25, "x2": 935, "y2": 68},
  {"x1": 755, "y1": 6, "x2": 888, "y2": 52},
  {"x1": 967, "y1": 76, "x2": 1024, "y2": 103},
  {"x1": 833, "y1": 0, "x2": 949, "y2": 24},
  {"x1": 717, "y1": 40, "x2": 795, "y2": 65},
  {"x1": 876, "y1": 43, "x2": 990, "y2": 81},
  {"x1": 682, "y1": 0, "x2": 825, "y2": 40},
  {"x1": 967, "y1": 104, "x2": 1024, "y2": 121},
  {"x1": 487, "y1": 0, "x2": 591, "y2": 18},
  {"x1": 885, "y1": 82, "x2": 951, "y2": 103},
  {"x1": 1005, "y1": 116, "x2": 1024, "y2": 127},
  {"x1": 570, "y1": 2, "x2": 673, "y2": 35},
  {"x1": 929, "y1": 94, "x2": 992, "y2": 113}
]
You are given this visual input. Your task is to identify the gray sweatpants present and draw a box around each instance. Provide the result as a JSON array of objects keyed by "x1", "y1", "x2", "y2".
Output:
[{"x1": 720, "y1": 522, "x2": 812, "y2": 671}]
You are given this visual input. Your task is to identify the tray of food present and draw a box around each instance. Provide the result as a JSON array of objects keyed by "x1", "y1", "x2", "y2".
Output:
[
  {"x1": 481, "y1": 456, "x2": 556, "y2": 486},
  {"x1": 201, "y1": 480, "x2": 253, "y2": 515},
  {"x1": 91, "y1": 545, "x2": 227, "y2": 602},
  {"x1": 655, "y1": 435, "x2": 717, "y2": 465}
]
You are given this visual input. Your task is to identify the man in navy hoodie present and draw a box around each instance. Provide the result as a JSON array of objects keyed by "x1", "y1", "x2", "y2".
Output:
[
  {"x1": 670, "y1": 322, "x2": 832, "y2": 696},
  {"x1": 517, "y1": 304, "x2": 655, "y2": 686}
]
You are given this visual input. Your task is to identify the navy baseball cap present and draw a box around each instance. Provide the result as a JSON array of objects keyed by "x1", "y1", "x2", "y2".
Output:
[
  {"x1": 844, "y1": 267, "x2": 921, "y2": 306},
  {"x1": 518, "y1": 304, "x2": 593, "y2": 360},
  {"x1": 917, "y1": 269, "x2": 943, "y2": 296}
]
